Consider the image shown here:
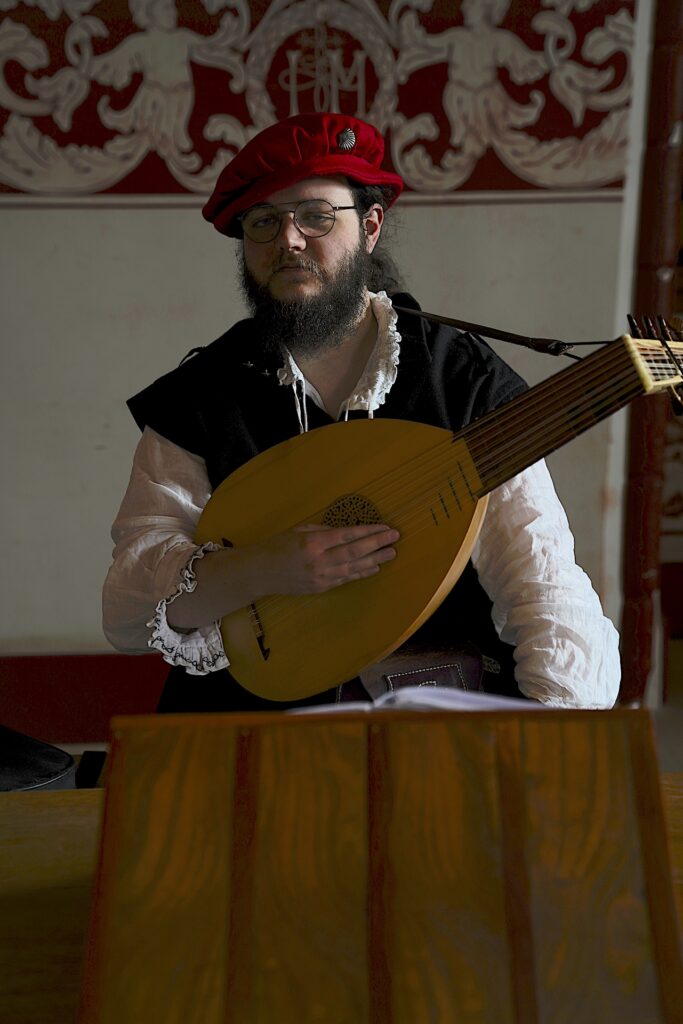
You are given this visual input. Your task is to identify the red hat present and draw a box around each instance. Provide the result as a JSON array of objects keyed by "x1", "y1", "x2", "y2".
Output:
[{"x1": 202, "y1": 113, "x2": 403, "y2": 238}]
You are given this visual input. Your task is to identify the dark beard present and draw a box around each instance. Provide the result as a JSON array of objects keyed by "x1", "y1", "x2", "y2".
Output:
[{"x1": 238, "y1": 238, "x2": 372, "y2": 358}]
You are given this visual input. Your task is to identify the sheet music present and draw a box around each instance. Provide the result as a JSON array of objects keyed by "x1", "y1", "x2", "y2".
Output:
[{"x1": 289, "y1": 686, "x2": 549, "y2": 715}]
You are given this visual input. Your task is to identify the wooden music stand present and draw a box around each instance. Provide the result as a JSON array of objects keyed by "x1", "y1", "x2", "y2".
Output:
[{"x1": 80, "y1": 708, "x2": 682, "y2": 1023}]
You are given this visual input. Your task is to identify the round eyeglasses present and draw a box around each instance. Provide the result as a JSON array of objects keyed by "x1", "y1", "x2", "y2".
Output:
[{"x1": 238, "y1": 199, "x2": 357, "y2": 243}]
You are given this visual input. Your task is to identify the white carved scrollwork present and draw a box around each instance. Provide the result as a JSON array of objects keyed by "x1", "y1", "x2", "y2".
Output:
[
  {"x1": 243, "y1": 0, "x2": 396, "y2": 131},
  {"x1": 0, "y1": 0, "x2": 635, "y2": 197},
  {"x1": 0, "y1": 0, "x2": 252, "y2": 192},
  {"x1": 389, "y1": 0, "x2": 634, "y2": 191}
]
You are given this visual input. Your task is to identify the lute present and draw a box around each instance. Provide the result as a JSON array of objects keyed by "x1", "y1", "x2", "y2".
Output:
[{"x1": 195, "y1": 329, "x2": 682, "y2": 701}]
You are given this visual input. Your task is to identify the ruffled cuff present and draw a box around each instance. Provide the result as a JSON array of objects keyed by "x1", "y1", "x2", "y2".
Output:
[{"x1": 147, "y1": 542, "x2": 230, "y2": 676}]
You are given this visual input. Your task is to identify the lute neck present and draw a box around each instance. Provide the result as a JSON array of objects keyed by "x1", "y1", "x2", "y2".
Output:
[{"x1": 464, "y1": 339, "x2": 645, "y2": 497}]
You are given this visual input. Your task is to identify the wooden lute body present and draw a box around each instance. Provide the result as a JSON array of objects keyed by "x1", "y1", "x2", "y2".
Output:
[
  {"x1": 195, "y1": 332, "x2": 683, "y2": 701},
  {"x1": 196, "y1": 419, "x2": 486, "y2": 700}
]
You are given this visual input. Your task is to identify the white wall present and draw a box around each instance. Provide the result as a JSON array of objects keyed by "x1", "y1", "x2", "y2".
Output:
[{"x1": 0, "y1": 195, "x2": 626, "y2": 651}]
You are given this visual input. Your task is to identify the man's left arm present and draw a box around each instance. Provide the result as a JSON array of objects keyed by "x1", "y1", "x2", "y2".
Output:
[{"x1": 471, "y1": 459, "x2": 621, "y2": 708}]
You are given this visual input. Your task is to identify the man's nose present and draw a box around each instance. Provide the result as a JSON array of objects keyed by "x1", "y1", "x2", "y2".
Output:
[{"x1": 276, "y1": 212, "x2": 307, "y2": 249}]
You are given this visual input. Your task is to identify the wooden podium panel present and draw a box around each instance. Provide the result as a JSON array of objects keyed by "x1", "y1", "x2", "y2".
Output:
[
  {"x1": 0, "y1": 790, "x2": 103, "y2": 1024},
  {"x1": 80, "y1": 710, "x2": 683, "y2": 1024}
]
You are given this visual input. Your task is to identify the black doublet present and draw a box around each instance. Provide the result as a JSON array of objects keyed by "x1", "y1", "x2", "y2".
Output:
[{"x1": 128, "y1": 294, "x2": 528, "y2": 712}]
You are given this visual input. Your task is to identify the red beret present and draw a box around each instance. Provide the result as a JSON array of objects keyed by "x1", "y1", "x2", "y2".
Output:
[{"x1": 202, "y1": 113, "x2": 403, "y2": 238}]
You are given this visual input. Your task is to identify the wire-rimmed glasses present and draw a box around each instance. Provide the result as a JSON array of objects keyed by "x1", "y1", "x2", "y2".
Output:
[{"x1": 238, "y1": 199, "x2": 357, "y2": 243}]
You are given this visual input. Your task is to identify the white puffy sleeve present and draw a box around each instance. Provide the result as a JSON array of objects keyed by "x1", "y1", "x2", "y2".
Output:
[
  {"x1": 471, "y1": 460, "x2": 621, "y2": 708},
  {"x1": 102, "y1": 427, "x2": 229, "y2": 675}
]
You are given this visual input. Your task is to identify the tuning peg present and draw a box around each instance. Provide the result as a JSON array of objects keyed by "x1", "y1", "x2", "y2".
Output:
[
  {"x1": 627, "y1": 314, "x2": 642, "y2": 338},
  {"x1": 627, "y1": 313, "x2": 683, "y2": 342},
  {"x1": 628, "y1": 314, "x2": 683, "y2": 415}
]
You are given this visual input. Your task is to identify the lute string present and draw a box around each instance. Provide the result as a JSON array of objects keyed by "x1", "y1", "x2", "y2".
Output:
[
  {"x1": 254, "y1": 365, "x2": 642, "y2": 635},
  {"x1": 247, "y1": 347, "x2": 645, "y2": 629},
  {"x1": 246, "y1": 343, "x2": 651, "y2": 628}
]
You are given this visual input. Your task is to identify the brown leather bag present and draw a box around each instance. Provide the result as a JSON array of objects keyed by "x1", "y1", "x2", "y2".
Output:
[{"x1": 359, "y1": 642, "x2": 486, "y2": 699}]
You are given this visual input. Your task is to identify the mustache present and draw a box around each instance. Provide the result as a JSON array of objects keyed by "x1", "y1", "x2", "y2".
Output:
[{"x1": 270, "y1": 257, "x2": 325, "y2": 280}]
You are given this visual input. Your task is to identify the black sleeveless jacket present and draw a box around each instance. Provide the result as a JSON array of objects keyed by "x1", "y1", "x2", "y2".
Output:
[{"x1": 128, "y1": 293, "x2": 528, "y2": 712}]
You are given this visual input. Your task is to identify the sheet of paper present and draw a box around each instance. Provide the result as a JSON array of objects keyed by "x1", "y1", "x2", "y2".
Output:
[{"x1": 289, "y1": 686, "x2": 548, "y2": 714}]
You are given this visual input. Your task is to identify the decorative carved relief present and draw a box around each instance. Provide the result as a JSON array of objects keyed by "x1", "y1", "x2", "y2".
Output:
[{"x1": 0, "y1": 0, "x2": 635, "y2": 197}]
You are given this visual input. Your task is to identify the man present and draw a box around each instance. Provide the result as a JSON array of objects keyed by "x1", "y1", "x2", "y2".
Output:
[{"x1": 102, "y1": 112, "x2": 620, "y2": 712}]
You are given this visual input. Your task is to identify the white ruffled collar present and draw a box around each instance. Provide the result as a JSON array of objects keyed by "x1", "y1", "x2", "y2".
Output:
[{"x1": 276, "y1": 291, "x2": 401, "y2": 433}]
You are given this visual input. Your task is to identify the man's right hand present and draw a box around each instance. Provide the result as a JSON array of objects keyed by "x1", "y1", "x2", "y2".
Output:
[
  {"x1": 252, "y1": 522, "x2": 400, "y2": 595},
  {"x1": 166, "y1": 522, "x2": 399, "y2": 631}
]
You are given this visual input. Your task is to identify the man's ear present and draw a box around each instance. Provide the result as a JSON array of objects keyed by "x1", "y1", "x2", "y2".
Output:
[{"x1": 363, "y1": 204, "x2": 384, "y2": 253}]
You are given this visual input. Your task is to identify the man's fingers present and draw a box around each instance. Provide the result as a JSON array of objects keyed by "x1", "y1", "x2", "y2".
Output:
[
  {"x1": 323, "y1": 540, "x2": 398, "y2": 584},
  {"x1": 273, "y1": 522, "x2": 400, "y2": 594},
  {"x1": 295, "y1": 522, "x2": 399, "y2": 550},
  {"x1": 326, "y1": 528, "x2": 399, "y2": 566},
  {"x1": 336, "y1": 523, "x2": 398, "y2": 544}
]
